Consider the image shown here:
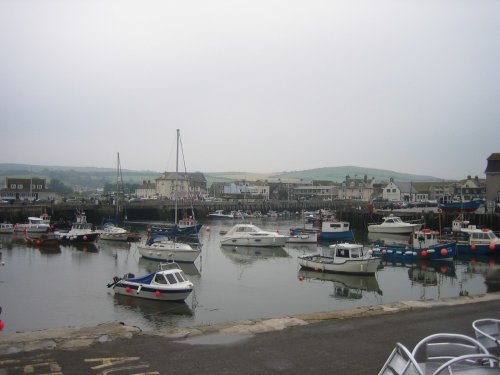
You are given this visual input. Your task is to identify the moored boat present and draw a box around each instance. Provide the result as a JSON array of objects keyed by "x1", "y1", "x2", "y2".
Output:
[
  {"x1": 55, "y1": 211, "x2": 99, "y2": 243},
  {"x1": 297, "y1": 242, "x2": 381, "y2": 275},
  {"x1": 107, "y1": 262, "x2": 194, "y2": 301},
  {"x1": 0, "y1": 223, "x2": 14, "y2": 234},
  {"x1": 368, "y1": 214, "x2": 423, "y2": 234},
  {"x1": 220, "y1": 223, "x2": 289, "y2": 247},
  {"x1": 98, "y1": 223, "x2": 139, "y2": 242},
  {"x1": 24, "y1": 233, "x2": 60, "y2": 247},
  {"x1": 287, "y1": 228, "x2": 318, "y2": 243},
  {"x1": 137, "y1": 235, "x2": 201, "y2": 263},
  {"x1": 372, "y1": 229, "x2": 456, "y2": 261},
  {"x1": 207, "y1": 210, "x2": 234, "y2": 219},
  {"x1": 14, "y1": 216, "x2": 51, "y2": 235}
]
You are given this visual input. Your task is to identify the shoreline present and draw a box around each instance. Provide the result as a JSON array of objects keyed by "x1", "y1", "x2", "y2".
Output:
[{"x1": 1, "y1": 292, "x2": 499, "y2": 355}]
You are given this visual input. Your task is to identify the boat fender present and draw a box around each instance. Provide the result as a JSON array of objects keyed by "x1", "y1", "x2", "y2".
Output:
[
  {"x1": 489, "y1": 243, "x2": 496, "y2": 251},
  {"x1": 405, "y1": 251, "x2": 413, "y2": 256},
  {"x1": 427, "y1": 249, "x2": 435, "y2": 254},
  {"x1": 412, "y1": 252, "x2": 417, "y2": 256},
  {"x1": 396, "y1": 251, "x2": 402, "y2": 255},
  {"x1": 387, "y1": 250, "x2": 393, "y2": 254}
]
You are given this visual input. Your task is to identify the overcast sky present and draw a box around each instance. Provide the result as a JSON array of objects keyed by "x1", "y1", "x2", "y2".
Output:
[{"x1": 1, "y1": 0, "x2": 499, "y2": 179}]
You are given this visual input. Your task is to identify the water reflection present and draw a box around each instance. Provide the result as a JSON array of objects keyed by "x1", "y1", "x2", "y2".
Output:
[
  {"x1": 298, "y1": 269, "x2": 382, "y2": 300},
  {"x1": 458, "y1": 255, "x2": 500, "y2": 293},
  {"x1": 220, "y1": 245, "x2": 289, "y2": 265},
  {"x1": 65, "y1": 243, "x2": 99, "y2": 253},
  {"x1": 138, "y1": 257, "x2": 201, "y2": 276},
  {"x1": 367, "y1": 232, "x2": 410, "y2": 246},
  {"x1": 284, "y1": 243, "x2": 320, "y2": 253}
]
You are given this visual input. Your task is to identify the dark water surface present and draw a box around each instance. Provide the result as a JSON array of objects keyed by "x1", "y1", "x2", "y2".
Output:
[{"x1": 0, "y1": 218, "x2": 497, "y2": 333}]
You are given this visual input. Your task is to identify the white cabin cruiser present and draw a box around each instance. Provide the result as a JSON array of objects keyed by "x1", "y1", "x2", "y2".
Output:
[
  {"x1": 368, "y1": 214, "x2": 423, "y2": 234},
  {"x1": 221, "y1": 224, "x2": 289, "y2": 247},
  {"x1": 137, "y1": 236, "x2": 201, "y2": 263}
]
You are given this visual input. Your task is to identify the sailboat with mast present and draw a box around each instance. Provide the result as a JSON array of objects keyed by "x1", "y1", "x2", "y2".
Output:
[
  {"x1": 98, "y1": 153, "x2": 139, "y2": 242},
  {"x1": 138, "y1": 130, "x2": 201, "y2": 263}
]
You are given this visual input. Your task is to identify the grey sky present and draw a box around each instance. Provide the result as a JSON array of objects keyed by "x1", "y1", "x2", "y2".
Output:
[{"x1": 1, "y1": 0, "x2": 499, "y2": 179}]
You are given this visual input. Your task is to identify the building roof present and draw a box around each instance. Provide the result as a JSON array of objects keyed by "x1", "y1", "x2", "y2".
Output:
[{"x1": 485, "y1": 153, "x2": 500, "y2": 173}]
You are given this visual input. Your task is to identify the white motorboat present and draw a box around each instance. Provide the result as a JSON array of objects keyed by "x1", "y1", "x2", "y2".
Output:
[
  {"x1": 98, "y1": 223, "x2": 139, "y2": 242},
  {"x1": 367, "y1": 214, "x2": 423, "y2": 234},
  {"x1": 220, "y1": 223, "x2": 289, "y2": 247},
  {"x1": 208, "y1": 210, "x2": 234, "y2": 219},
  {"x1": 137, "y1": 237, "x2": 201, "y2": 263},
  {"x1": 297, "y1": 243, "x2": 381, "y2": 275},
  {"x1": 0, "y1": 223, "x2": 14, "y2": 234},
  {"x1": 14, "y1": 215, "x2": 51, "y2": 234},
  {"x1": 108, "y1": 262, "x2": 194, "y2": 301}
]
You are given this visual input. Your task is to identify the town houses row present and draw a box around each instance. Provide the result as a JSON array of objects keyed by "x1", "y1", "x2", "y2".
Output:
[{"x1": 2, "y1": 153, "x2": 500, "y2": 207}]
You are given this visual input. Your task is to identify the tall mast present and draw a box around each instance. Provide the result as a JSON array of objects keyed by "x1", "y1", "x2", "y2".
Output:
[{"x1": 174, "y1": 129, "x2": 179, "y2": 224}]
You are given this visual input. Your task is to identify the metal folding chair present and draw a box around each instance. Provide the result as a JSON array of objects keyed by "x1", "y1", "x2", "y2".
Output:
[
  {"x1": 411, "y1": 333, "x2": 490, "y2": 375},
  {"x1": 432, "y1": 353, "x2": 500, "y2": 374},
  {"x1": 473, "y1": 319, "x2": 500, "y2": 354},
  {"x1": 378, "y1": 342, "x2": 424, "y2": 375}
]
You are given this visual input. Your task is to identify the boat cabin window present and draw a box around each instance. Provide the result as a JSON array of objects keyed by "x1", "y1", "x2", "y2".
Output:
[
  {"x1": 336, "y1": 248, "x2": 350, "y2": 258},
  {"x1": 165, "y1": 273, "x2": 178, "y2": 284},
  {"x1": 329, "y1": 223, "x2": 342, "y2": 229},
  {"x1": 350, "y1": 248, "x2": 362, "y2": 258},
  {"x1": 173, "y1": 272, "x2": 186, "y2": 283},
  {"x1": 154, "y1": 274, "x2": 168, "y2": 284}
]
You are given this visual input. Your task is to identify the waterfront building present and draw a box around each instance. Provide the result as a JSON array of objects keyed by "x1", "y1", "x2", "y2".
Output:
[{"x1": 0, "y1": 177, "x2": 55, "y2": 202}]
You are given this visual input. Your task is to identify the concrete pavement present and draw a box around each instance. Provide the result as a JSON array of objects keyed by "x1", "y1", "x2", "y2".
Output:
[{"x1": 0, "y1": 293, "x2": 499, "y2": 374}]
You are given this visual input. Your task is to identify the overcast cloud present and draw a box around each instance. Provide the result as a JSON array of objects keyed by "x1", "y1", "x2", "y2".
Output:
[{"x1": 1, "y1": 0, "x2": 499, "y2": 179}]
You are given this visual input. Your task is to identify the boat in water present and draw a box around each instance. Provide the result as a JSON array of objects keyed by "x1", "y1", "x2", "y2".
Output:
[
  {"x1": 438, "y1": 195, "x2": 482, "y2": 213},
  {"x1": 55, "y1": 211, "x2": 100, "y2": 243},
  {"x1": 107, "y1": 262, "x2": 194, "y2": 301},
  {"x1": 368, "y1": 214, "x2": 423, "y2": 234},
  {"x1": 297, "y1": 242, "x2": 381, "y2": 275},
  {"x1": 220, "y1": 223, "x2": 289, "y2": 247},
  {"x1": 98, "y1": 223, "x2": 139, "y2": 242},
  {"x1": 372, "y1": 229, "x2": 456, "y2": 262},
  {"x1": 207, "y1": 210, "x2": 235, "y2": 219},
  {"x1": 137, "y1": 235, "x2": 201, "y2": 263},
  {"x1": 14, "y1": 215, "x2": 51, "y2": 235}
]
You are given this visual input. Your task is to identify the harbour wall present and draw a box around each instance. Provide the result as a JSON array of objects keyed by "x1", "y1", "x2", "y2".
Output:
[{"x1": 0, "y1": 200, "x2": 499, "y2": 231}]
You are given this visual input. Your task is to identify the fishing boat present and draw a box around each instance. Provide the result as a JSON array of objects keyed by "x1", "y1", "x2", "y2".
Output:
[
  {"x1": 455, "y1": 228, "x2": 500, "y2": 255},
  {"x1": 14, "y1": 215, "x2": 51, "y2": 235},
  {"x1": 148, "y1": 217, "x2": 202, "y2": 237},
  {"x1": 372, "y1": 229, "x2": 456, "y2": 261},
  {"x1": 220, "y1": 223, "x2": 289, "y2": 247},
  {"x1": 291, "y1": 210, "x2": 354, "y2": 241},
  {"x1": 107, "y1": 262, "x2": 194, "y2": 301},
  {"x1": 368, "y1": 214, "x2": 423, "y2": 234},
  {"x1": 438, "y1": 195, "x2": 482, "y2": 213},
  {"x1": 55, "y1": 211, "x2": 100, "y2": 243},
  {"x1": 297, "y1": 243, "x2": 381, "y2": 275}
]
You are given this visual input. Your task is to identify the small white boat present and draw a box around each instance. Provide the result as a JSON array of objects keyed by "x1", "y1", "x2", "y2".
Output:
[
  {"x1": 14, "y1": 216, "x2": 51, "y2": 234},
  {"x1": 98, "y1": 224, "x2": 139, "y2": 242},
  {"x1": 368, "y1": 214, "x2": 423, "y2": 234},
  {"x1": 287, "y1": 229, "x2": 318, "y2": 243},
  {"x1": 137, "y1": 237, "x2": 201, "y2": 263},
  {"x1": 208, "y1": 210, "x2": 234, "y2": 219},
  {"x1": 108, "y1": 262, "x2": 194, "y2": 301},
  {"x1": 220, "y1": 223, "x2": 289, "y2": 247},
  {"x1": 0, "y1": 223, "x2": 14, "y2": 234},
  {"x1": 297, "y1": 243, "x2": 381, "y2": 275}
]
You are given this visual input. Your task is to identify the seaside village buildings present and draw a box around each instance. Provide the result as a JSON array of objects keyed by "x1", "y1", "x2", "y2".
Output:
[{"x1": 1, "y1": 153, "x2": 500, "y2": 209}]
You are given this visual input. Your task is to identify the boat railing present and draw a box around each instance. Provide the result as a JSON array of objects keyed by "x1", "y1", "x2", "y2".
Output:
[{"x1": 159, "y1": 261, "x2": 181, "y2": 270}]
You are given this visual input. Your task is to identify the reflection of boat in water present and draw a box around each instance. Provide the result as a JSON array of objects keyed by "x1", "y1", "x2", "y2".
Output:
[
  {"x1": 298, "y1": 269, "x2": 382, "y2": 299},
  {"x1": 138, "y1": 257, "x2": 201, "y2": 276},
  {"x1": 284, "y1": 242, "x2": 320, "y2": 253},
  {"x1": 114, "y1": 294, "x2": 193, "y2": 317},
  {"x1": 367, "y1": 232, "x2": 410, "y2": 246},
  {"x1": 382, "y1": 259, "x2": 457, "y2": 280},
  {"x1": 220, "y1": 245, "x2": 289, "y2": 264},
  {"x1": 62, "y1": 243, "x2": 99, "y2": 253}
]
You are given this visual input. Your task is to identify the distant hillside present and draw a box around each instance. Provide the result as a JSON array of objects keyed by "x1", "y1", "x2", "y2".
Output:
[
  {"x1": 0, "y1": 163, "x2": 444, "y2": 190},
  {"x1": 206, "y1": 166, "x2": 442, "y2": 183}
]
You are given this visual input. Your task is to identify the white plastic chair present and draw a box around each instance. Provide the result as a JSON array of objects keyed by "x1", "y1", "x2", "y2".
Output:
[
  {"x1": 432, "y1": 353, "x2": 500, "y2": 374},
  {"x1": 472, "y1": 319, "x2": 500, "y2": 353},
  {"x1": 411, "y1": 333, "x2": 490, "y2": 374},
  {"x1": 378, "y1": 342, "x2": 424, "y2": 375}
]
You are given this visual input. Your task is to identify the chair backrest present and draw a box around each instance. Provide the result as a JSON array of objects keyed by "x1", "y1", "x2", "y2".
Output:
[
  {"x1": 432, "y1": 353, "x2": 500, "y2": 375},
  {"x1": 379, "y1": 343, "x2": 424, "y2": 375},
  {"x1": 473, "y1": 319, "x2": 500, "y2": 350},
  {"x1": 411, "y1": 333, "x2": 489, "y2": 364}
]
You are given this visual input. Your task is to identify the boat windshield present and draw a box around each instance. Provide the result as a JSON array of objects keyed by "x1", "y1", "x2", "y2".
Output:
[{"x1": 154, "y1": 274, "x2": 168, "y2": 284}]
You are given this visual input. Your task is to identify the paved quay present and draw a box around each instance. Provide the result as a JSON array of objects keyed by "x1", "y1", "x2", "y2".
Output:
[{"x1": 0, "y1": 293, "x2": 499, "y2": 375}]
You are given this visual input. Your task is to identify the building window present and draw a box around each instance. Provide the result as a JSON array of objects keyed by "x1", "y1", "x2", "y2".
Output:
[
  {"x1": 17, "y1": 184, "x2": 23, "y2": 189},
  {"x1": 37, "y1": 185, "x2": 42, "y2": 189},
  {"x1": 10, "y1": 184, "x2": 16, "y2": 189}
]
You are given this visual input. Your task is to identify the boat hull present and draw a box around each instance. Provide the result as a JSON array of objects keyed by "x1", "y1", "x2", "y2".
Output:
[
  {"x1": 319, "y1": 230, "x2": 355, "y2": 241},
  {"x1": 373, "y1": 242, "x2": 456, "y2": 262},
  {"x1": 298, "y1": 254, "x2": 380, "y2": 275},
  {"x1": 367, "y1": 224, "x2": 422, "y2": 234},
  {"x1": 220, "y1": 236, "x2": 288, "y2": 247},
  {"x1": 439, "y1": 201, "x2": 481, "y2": 212},
  {"x1": 456, "y1": 242, "x2": 500, "y2": 255},
  {"x1": 114, "y1": 282, "x2": 192, "y2": 301},
  {"x1": 57, "y1": 232, "x2": 100, "y2": 243},
  {"x1": 138, "y1": 244, "x2": 200, "y2": 263}
]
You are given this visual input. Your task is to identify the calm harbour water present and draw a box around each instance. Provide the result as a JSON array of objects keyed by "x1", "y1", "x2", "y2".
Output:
[{"x1": 0, "y1": 218, "x2": 498, "y2": 334}]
